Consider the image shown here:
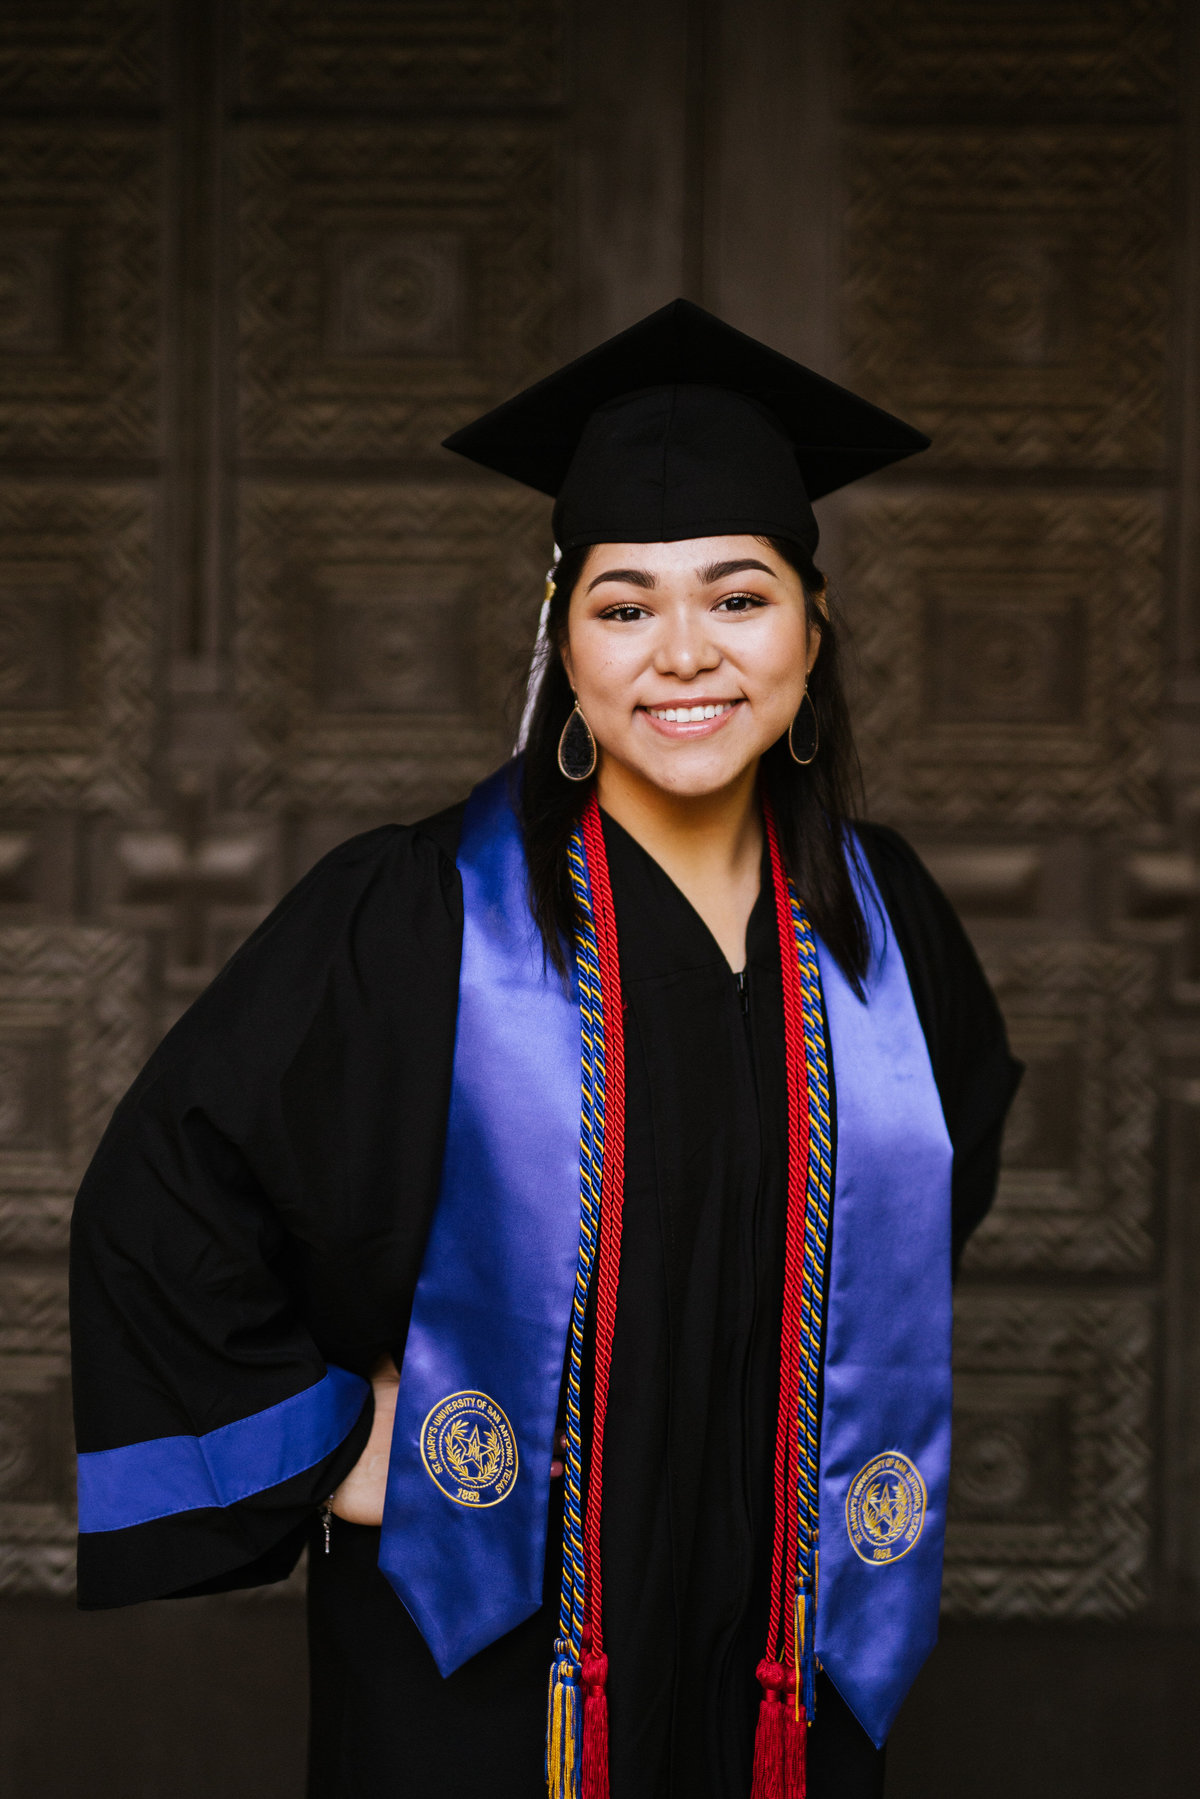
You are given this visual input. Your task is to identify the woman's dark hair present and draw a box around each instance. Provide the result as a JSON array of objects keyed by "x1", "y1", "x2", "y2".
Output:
[{"x1": 520, "y1": 535, "x2": 869, "y2": 987}]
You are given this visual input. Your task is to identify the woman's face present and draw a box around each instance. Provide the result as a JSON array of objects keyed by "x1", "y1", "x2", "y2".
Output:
[{"x1": 561, "y1": 535, "x2": 819, "y2": 800}]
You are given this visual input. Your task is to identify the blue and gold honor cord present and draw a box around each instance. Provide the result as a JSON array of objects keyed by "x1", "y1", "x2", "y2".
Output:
[
  {"x1": 545, "y1": 821, "x2": 606, "y2": 1799},
  {"x1": 788, "y1": 880, "x2": 833, "y2": 1725}
]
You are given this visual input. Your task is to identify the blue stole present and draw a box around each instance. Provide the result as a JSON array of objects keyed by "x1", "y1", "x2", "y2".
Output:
[
  {"x1": 379, "y1": 765, "x2": 583, "y2": 1673},
  {"x1": 381, "y1": 766, "x2": 953, "y2": 1748},
  {"x1": 813, "y1": 858, "x2": 953, "y2": 1743}
]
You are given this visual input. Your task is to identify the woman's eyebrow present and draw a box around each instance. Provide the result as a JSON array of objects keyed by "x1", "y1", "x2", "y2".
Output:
[
  {"x1": 585, "y1": 567, "x2": 658, "y2": 593},
  {"x1": 697, "y1": 558, "x2": 778, "y2": 584}
]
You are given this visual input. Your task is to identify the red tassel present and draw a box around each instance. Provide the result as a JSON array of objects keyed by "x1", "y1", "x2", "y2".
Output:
[
  {"x1": 784, "y1": 1705, "x2": 807, "y2": 1799},
  {"x1": 582, "y1": 1649, "x2": 610, "y2": 1799},
  {"x1": 751, "y1": 1661, "x2": 787, "y2": 1799}
]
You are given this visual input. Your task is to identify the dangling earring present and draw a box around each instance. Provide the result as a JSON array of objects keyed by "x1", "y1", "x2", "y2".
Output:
[
  {"x1": 558, "y1": 702, "x2": 597, "y2": 781},
  {"x1": 788, "y1": 689, "x2": 819, "y2": 765}
]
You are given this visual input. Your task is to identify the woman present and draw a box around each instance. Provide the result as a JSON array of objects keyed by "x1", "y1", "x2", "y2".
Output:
[{"x1": 70, "y1": 301, "x2": 1021, "y2": 1799}]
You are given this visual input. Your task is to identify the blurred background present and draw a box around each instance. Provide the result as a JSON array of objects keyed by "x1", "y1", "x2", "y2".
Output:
[{"x1": 0, "y1": 1, "x2": 1197, "y2": 1793}]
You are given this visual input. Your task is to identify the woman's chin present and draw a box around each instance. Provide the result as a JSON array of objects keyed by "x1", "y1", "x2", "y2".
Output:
[{"x1": 608, "y1": 744, "x2": 767, "y2": 801}]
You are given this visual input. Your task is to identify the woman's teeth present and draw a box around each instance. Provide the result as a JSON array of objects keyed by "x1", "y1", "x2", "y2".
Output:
[{"x1": 647, "y1": 701, "x2": 736, "y2": 722}]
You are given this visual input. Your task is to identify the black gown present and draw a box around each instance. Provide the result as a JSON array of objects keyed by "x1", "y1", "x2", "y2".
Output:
[{"x1": 70, "y1": 798, "x2": 1020, "y2": 1799}]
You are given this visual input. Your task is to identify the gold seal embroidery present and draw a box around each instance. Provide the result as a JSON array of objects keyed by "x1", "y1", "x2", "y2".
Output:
[
  {"x1": 845, "y1": 1451, "x2": 927, "y2": 1565},
  {"x1": 420, "y1": 1390, "x2": 519, "y2": 1508}
]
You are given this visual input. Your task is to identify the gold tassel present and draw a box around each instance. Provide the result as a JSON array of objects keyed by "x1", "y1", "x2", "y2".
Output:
[
  {"x1": 546, "y1": 1654, "x2": 581, "y2": 1799},
  {"x1": 794, "y1": 1590, "x2": 804, "y2": 1724}
]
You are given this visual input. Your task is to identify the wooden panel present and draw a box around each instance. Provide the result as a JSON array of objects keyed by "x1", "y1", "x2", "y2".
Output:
[
  {"x1": 946, "y1": 1293, "x2": 1152, "y2": 1618},
  {"x1": 0, "y1": 926, "x2": 145, "y2": 1596},
  {"x1": 237, "y1": 0, "x2": 563, "y2": 107},
  {"x1": 846, "y1": 0, "x2": 1176, "y2": 111},
  {"x1": 95, "y1": 786, "x2": 280, "y2": 1026},
  {"x1": 0, "y1": 126, "x2": 160, "y2": 459},
  {"x1": 0, "y1": 1355, "x2": 74, "y2": 1595},
  {"x1": 235, "y1": 480, "x2": 549, "y2": 815},
  {"x1": 842, "y1": 490, "x2": 1162, "y2": 827},
  {"x1": 966, "y1": 943, "x2": 1155, "y2": 1274},
  {"x1": 844, "y1": 130, "x2": 1171, "y2": 470},
  {"x1": 0, "y1": 1, "x2": 162, "y2": 104},
  {"x1": 0, "y1": 487, "x2": 155, "y2": 811},
  {"x1": 237, "y1": 122, "x2": 559, "y2": 457},
  {"x1": 0, "y1": 927, "x2": 144, "y2": 1253}
]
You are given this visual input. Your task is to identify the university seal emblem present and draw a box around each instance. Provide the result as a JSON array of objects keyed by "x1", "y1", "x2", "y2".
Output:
[
  {"x1": 420, "y1": 1390, "x2": 519, "y2": 1509},
  {"x1": 845, "y1": 1451, "x2": 927, "y2": 1565}
]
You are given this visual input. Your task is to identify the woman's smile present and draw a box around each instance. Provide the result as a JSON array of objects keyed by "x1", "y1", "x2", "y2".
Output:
[{"x1": 641, "y1": 697, "x2": 745, "y2": 737}]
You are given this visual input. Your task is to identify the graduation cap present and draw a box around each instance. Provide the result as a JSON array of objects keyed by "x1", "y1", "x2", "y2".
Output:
[{"x1": 443, "y1": 298, "x2": 929, "y2": 555}]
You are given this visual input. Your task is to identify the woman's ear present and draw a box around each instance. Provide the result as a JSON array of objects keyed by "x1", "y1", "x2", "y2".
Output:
[
  {"x1": 559, "y1": 635, "x2": 575, "y2": 693},
  {"x1": 806, "y1": 588, "x2": 827, "y2": 676}
]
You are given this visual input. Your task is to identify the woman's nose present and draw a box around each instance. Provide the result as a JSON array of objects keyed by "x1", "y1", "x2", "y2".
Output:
[{"x1": 654, "y1": 613, "x2": 719, "y2": 678}]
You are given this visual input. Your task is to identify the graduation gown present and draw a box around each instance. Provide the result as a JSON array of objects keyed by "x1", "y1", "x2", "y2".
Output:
[{"x1": 70, "y1": 797, "x2": 1020, "y2": 1798}]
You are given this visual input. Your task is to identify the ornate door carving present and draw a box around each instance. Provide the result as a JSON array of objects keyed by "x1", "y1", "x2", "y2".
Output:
[{"x1": 0, "y1": 0, "x2": 1195, "y2": 1754}]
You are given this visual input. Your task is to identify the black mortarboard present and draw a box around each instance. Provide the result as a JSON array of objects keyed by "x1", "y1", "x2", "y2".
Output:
[{"x1": 442, "y1": 298, "x2": 929, "y2": 554}]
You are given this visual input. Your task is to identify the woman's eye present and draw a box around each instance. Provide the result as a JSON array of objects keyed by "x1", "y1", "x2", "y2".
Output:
[
  {"x1": 600, "y1": 604, "x2": 649, "y2": 623},
  {"x1": 715, "y1": 591, "x2": 765, "y2": 613}
]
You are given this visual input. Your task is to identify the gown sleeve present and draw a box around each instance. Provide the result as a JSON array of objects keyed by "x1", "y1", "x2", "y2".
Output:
[
  {"x1": 70, "y1": 819, "x2": 464, "y2": 1609},
  {"x1": 854, "y1": 823, "x2": 1024, "y2": 1273}
]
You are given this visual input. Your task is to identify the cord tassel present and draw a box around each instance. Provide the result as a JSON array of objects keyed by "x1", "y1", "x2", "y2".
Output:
[
  {"x1": 581, "y1": 1650, "x2": 610, "y2": 1799},
  {"x1": 796, "y1": 1579, "x2": 817, "y2": 1725},
  {"x1": 751, "y1": 1660, "x2": 787, "y2": 1799},
  {"x1": 784, "y1": 1704, "x2": 807, "y2": 1799},
  {"x1": 546, "y1": 1649, "x2": 582, "y2": 1799}
]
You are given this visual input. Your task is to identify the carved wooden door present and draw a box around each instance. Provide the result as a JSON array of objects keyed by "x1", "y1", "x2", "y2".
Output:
[{"x1": 0, "y1": 1, "x2": 1194, "y2": 1791}]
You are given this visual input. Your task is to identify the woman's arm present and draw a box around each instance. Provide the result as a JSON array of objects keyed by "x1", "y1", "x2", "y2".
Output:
[
  {"x1": 330, "y1": 1354, "x2": 399, "y2": 1525},
  {"x1": 70, "y1": 819, "x2": 464, "y2": 1605}
]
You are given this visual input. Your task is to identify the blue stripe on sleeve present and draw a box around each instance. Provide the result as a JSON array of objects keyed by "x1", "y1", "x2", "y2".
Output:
[{"x1": 77, "y1": 1364, "x2": 371, "y2": 1534}]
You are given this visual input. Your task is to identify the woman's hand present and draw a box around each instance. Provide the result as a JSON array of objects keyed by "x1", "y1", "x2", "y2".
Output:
[{"x1": 329, "y1": 1352, "x2": 399, "y2": 1526}]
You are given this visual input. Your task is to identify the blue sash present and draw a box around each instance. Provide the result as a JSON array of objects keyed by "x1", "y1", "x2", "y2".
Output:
[
  {"x1": 381, "y1": 767, "x2": 952, "y2": 1747},
  {"x1": 379, "y1": 766, "x2": 582, "y2": 1673},
  {"x1": 813, "y1": 859, "x2": 953, "y2": 1743}
]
